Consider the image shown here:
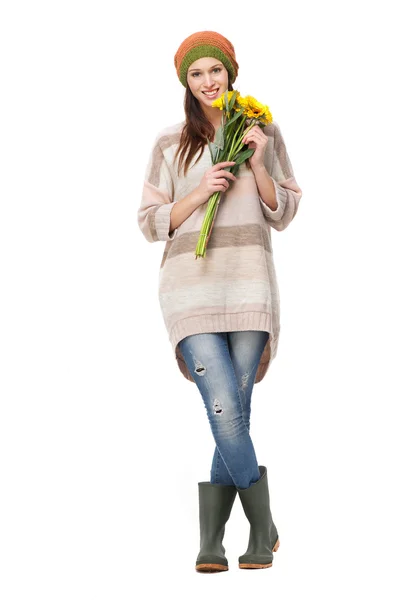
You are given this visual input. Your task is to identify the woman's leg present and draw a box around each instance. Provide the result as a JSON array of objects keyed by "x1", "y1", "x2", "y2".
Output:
[
  {"x1": 211, "y1": 331, "x2": 270, "y2": 486},
  {"x1": 177, "y1": 332, "x2": 261, "y2": 490}
]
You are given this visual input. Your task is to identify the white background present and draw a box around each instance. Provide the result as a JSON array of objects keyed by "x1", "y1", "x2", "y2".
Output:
[{"x1": 1, "y1": 1, "x2": 398, "y2": 598}]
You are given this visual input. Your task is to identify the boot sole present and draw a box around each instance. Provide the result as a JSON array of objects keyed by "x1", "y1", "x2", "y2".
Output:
[
  {"x1": 196, "y1": 564, "x2": 229, "y2": 573},
  {"x1": 239, "y1": 538, "x2": 280, "y2": 569}
]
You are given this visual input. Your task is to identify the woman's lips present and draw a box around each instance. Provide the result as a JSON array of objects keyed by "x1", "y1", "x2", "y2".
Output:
[{"x1": 202, "y1": 88, "x2": 219, "y2": 98}]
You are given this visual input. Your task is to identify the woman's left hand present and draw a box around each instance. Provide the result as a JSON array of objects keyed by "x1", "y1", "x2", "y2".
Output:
[{"x1": 242, "y1": 125, "x2": 268, "y2": 170}]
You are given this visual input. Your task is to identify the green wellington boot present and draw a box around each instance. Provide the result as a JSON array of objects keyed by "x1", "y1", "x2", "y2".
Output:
[
  {"x1": 237, "y1": 465, "x2": 280, "y2": 569},
  {"x1": 195, "y1": 480, "x2": 238, "y2": 573}
]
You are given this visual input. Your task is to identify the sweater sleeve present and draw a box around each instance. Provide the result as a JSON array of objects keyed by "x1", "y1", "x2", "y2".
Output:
[
  {"x1": 259, "y1": 122, "x2": 303, "y2": 232},
  {"x1": 137, "y1": 135, "x2": 178, "y2": 243}
]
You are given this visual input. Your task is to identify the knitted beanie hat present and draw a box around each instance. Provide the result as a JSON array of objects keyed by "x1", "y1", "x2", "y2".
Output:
[{"x1": 174, "y1": 30, "x2": 239, "y2": 88}]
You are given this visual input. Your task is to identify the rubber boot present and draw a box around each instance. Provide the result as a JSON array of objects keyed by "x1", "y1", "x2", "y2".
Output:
[
  {"x1": 237, "y1": 465, "x2": 280, "y2": 569},
  {"x1": 195, "y1": 481, "x2": 238, "y2": 573}
]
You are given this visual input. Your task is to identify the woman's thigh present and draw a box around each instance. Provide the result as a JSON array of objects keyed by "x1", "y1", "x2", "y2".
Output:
[
  {"x1": 177, "y1": 332, "x2": 245, "y2": 424},
  {"x1": 227, "y1": 330, "x2": 270, "y2": 422}
]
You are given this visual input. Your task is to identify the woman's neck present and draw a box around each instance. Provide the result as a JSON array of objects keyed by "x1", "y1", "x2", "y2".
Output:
[
  {"x1": 209, "y1": 120, "x2": 222, "y2": 143},
  {"x1": 202, "y1": 107, "x2": 222, "y2": 133}
]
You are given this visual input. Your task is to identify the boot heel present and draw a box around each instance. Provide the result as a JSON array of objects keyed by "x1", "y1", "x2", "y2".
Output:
[
  {"x1": 273, "y1": 538, "x2": 280, "y2": 552},
  {"x1": 239, "y1": 562, "x2": 273, "y2": 569},
  {"x1": 196, "y1": 563, "x2": 228, "y2": 573}
]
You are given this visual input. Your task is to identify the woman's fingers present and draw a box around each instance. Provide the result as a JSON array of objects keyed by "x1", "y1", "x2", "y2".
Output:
[
  {"x1": 214, "y1": 170, "x2": 237, "y2": 181},
  {"x1": 212, "y1": 161, "x2": 236, "y2": 170}
]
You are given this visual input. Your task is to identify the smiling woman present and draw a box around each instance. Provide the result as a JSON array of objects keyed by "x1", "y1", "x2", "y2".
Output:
[
  {"x1": 171, "y1": 32, "x2": 241, "y2": 173},
  {"x1": 138, "y1": 29, "x2": 303, "y2": 575}
]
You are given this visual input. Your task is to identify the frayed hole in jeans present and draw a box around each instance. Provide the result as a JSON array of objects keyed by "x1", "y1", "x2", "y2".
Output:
[{"x1": 213, "y1": 399, "x2": 223, "y2": 414}]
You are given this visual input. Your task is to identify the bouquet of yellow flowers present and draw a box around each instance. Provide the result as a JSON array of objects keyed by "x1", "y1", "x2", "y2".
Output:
[{"x1": 195, "y1": 91, "x2": 273, "y2": 259}]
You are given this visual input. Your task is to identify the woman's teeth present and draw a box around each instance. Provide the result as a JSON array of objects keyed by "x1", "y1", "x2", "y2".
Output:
[{"x1": 203, "y1": 89, "x2": 219, "y2": 97}]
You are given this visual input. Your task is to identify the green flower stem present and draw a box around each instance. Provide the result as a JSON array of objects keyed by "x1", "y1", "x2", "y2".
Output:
[
  {"x1": 229, "y1": 119, "x2": 256, "y2": 159},
  {"x1": 227, "y1": 117, "x2": 245, "y2": 159},
  {"x1": 195, "y1": 191, "x2": 221, "y2": 258}
]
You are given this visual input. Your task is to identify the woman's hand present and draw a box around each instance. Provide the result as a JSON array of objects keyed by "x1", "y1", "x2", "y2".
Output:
[
  {"x1": 195, "y1": 161, "x2": 237, "y2": 205},
  {"x1": 242, "y1": 125, "x2": 269, "y2": 170}
]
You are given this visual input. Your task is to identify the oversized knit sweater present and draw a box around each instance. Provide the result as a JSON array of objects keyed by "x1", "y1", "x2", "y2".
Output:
[{"x1": 137, "y1": 119, "x2": 302, "y2": 384}]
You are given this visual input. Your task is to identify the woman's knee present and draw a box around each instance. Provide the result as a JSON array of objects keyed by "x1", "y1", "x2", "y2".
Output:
[{"x1": 205, "y1": 397, "x2": 247, "y2": 432}]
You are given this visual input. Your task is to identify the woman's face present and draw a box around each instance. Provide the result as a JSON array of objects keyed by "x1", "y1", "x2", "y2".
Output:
[{"x1": 186, "y1": 57, "x2": 229, "y2": 109}]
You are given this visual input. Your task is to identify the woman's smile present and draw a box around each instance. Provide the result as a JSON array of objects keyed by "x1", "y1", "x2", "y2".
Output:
[{"x1": 202, "y1": 88, "x2": 219, "y2": 99}]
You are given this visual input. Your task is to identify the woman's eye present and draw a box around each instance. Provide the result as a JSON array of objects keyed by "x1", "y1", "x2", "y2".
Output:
[{"x1": 192, "y1": 68, "x2": 221, "y2": 77}]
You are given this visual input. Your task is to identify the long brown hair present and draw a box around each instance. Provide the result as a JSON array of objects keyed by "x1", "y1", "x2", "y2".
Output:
[{"x1": 173, "y1": 78, "x2": 235, "y2": 178}]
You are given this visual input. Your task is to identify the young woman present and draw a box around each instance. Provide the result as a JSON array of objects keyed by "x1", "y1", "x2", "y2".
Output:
[{"x1": 137, "y1": 30, "x2": 302, "y2": 573}]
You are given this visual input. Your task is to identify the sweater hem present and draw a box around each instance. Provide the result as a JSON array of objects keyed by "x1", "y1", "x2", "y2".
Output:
[
  {"x1": 155, "y1": 203, "x2": 178, "y2": 241},
  {"x1": 170, "y1": 311, "x2": 279, "y2": 384}
]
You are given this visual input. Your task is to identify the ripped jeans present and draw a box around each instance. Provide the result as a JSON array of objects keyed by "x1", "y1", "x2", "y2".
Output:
[{"x1": 177, "y1": 330, "x2": 270, "y2": 490}]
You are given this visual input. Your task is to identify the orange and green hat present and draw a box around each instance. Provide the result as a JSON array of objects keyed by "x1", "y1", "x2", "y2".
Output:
[{"x1": 174, "y1": 30, "x2": 239, "y2": 88}]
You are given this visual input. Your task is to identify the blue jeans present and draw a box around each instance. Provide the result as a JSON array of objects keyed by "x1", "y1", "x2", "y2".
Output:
[{"x1": 177, "y1": 330, "x2": 270, "y2": 490}]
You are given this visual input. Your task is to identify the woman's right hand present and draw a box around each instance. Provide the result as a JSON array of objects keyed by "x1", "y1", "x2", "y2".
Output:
[{"x1": 195, "y1": 161, "x2": 237, "y2": 205}]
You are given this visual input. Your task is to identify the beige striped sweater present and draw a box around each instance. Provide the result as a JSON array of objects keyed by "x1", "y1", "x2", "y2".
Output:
[{"x1": 137, "y1": 120, "x2": 302, "y2": 384}]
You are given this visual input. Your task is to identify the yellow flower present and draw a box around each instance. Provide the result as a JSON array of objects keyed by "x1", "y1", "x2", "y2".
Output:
[
  {"x1": 257, "y1": 106, "x2": 273, "y2": 124},
  {"x1": 211, "y1": 92, "x2": 272, "y2": 123},
  {"x1": 239, "y1": 95, "x2": 273, "y2": 124},
  {"x1": 243, "y1": 95, "x2": 266, "y2": 119},
  {"x1": 235, "y1": 95, "x2": 248, "y2": 112},
  {"x1": 212, "y1": 90, "x2": 242, "y2": 110},
  {"x1": 212, "y1": 96, "x2": 225, "y2": 110}
]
